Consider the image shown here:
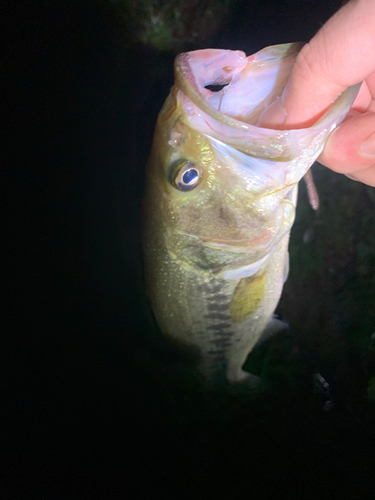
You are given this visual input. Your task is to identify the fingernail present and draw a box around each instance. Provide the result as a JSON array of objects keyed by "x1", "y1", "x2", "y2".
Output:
[
  {"x1": 359, "y1": 132, "x2": 375, "y2": 159},
  {"x1": 258, "y1": 97, "x2": 288, "y2": 128},
  {"x1": 258, "y1": 82, "x2": 289, "y2": 128},
  {"x1": 269, "y1": 98, "x2": 288, "y2": 127}
]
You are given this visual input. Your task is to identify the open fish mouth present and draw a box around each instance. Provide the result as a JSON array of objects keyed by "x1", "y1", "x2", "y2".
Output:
[
  {"x1": 174, "y1": 45, "x2": 360, "y2": 173},
  {"x1": 175, "y1": 45, "x2": 302, "y2": 128}
]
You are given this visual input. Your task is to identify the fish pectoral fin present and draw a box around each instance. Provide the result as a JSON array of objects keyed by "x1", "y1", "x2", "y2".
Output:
[{"x1": 230, "y1": 271, "x2": 266, "y2": 323}]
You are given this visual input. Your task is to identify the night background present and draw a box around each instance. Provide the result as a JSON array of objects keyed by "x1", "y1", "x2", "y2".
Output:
[{"x1": 3, "y1": 0, "x2": 375, "y2": 497}]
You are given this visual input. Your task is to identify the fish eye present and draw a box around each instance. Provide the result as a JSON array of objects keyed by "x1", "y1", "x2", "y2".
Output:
[{"x1": 169, "y1": 160, "x2": 202, "y2": 191}]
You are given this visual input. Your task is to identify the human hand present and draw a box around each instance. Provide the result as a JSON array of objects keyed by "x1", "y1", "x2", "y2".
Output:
[{"x1": 260, "y1": 0, "x2": 375, "y2": 187}]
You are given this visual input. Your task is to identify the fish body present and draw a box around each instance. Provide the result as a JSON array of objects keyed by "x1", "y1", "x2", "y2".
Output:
[{"x1": 143, "y1": 44, "x2": 359, "y2": 384}]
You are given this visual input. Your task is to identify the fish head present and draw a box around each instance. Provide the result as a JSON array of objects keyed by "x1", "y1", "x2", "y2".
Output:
[
  {"x1": 145, "y1": 45, "x2": 360, "y2": 274},
  {"x1": 149, "y1": 94, "x2": 291, "y2": 239}
]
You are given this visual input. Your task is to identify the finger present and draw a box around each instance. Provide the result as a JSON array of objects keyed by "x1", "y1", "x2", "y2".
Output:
[
  {"x1": 260, "y1": 0, "x2": 375, "y2": 129},
  {"x1": 366, "y1": 72, "x2": 375, "y2": 97},
  {"x1": 352, "y1": 81, "x2": 372, "y2": 113},
  {"x1": 346, "y1": 164, "x2": 375, "y2": 187},
  {"x1": 318, "y1": 112, "x2": 375, "y2": 173}
]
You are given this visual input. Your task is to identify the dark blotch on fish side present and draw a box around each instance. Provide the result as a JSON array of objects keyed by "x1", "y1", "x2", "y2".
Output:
[
  {"x1": 204, "y1": 312, "x2": 232, "y2": 320},
  {"x1": 206, "y1": 323, "x2": 232, "y2": 331}
]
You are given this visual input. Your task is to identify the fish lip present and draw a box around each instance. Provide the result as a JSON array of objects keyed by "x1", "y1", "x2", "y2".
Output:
[{"x1": 200, "y1": 238, "x2": 266, "y2": 251}]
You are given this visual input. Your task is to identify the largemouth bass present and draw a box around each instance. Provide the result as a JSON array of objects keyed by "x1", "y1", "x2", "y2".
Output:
[{"x1": 143, "y1": 43, "x2": 359, "y2": 385}]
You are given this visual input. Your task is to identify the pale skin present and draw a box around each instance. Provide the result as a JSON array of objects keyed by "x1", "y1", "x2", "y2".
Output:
[{"x1": 260, "y1": 0, "x2": 375, "y2": 187}]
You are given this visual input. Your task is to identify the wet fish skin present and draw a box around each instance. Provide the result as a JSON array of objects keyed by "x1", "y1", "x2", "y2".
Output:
[{"x1": 143, "y1": 44, "x2": 359, "y2": 385}]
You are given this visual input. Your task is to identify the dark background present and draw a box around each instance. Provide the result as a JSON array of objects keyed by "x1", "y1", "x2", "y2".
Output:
[{"x1": 3, "y1": 1, "x2": 375, "y2": 498}]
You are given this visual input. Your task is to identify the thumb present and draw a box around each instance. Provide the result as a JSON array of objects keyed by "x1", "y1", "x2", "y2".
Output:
[{"x1": 259, "y1": 0, "x2": 375, "y2": 129}]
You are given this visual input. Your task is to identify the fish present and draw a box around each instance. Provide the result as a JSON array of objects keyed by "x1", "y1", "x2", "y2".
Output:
[{"x1": 143, "y1": 43, "x2": 359, "y2": 385}]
